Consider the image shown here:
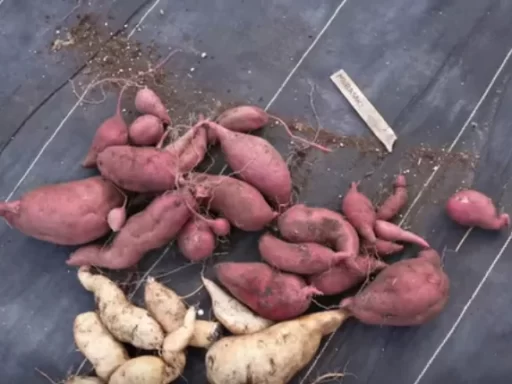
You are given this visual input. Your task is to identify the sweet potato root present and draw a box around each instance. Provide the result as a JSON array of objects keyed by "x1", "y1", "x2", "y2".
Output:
[
  {"x1": 362, "y1": 238, "x2": 404, "y2": 257},
  {"x1": 215, "y1": 262, "x2": 321, "y2": 321},
  {"x1": 308, "y1": 256, "x2": 387, "y2": 295},
  {"x1": 342, "y1": 182, "x2": 377, "y2": 243},
  {"x1": 258, "y1": 232, "x2": 348, "y2": 275},
  {"x1": 216, "y1": 105, "x2": 269, "y2": 134},
  {"x1": 277, "y1": 204, "x2": 359, "y2": 256},
  {"x1": 0, "y1": 176, "x2": 123, "y2": 245},
  {"x1": 206, "y1": 121, "x2": 292, "y2": 206},
  {"x1": 179, "y1": 173, "x2": 277, "y2": 231},
  {"x1": 374, "y1": 220, "x2": 429, "y2": 248},
  {"x1": 376, "y1": 174, "x2": 408, "y2": 220},
  {"x1": 446, "y1": 189, "x2": 510, "y2": 230},
  {"x1": 134, "y1": 87, "x2": 171, "y2": 124},
  {"x1": 109, "y1": 356, "x2": 183, "y2": 384},
  {"x1": 177, "y1": 218, "x2": 217, "y2": 262},
  {"x1": 67, "y1": 190, "x2": 195, "y2": 269},
  {"x1": 128, "y1": 114, "x2": 165, "y2": 146},
  {"x1": 340, "y1": 249, "x2": 449, "y2": 326}
]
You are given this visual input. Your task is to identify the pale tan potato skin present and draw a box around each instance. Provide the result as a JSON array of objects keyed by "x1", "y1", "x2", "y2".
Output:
[
  {"x1": 73, "y1": 312, "x2": 128, "y2": 381},
  {"x1": 66, "y1": 376, "x2": 105, "y2": 384},
  {"x1": 144, "y1": 278, "x2": 221, "y2": 348},
  {"x1": 205, "y1": 310, "x2": 349, "y2": 384},
  {"x1": 78, "y1": 267, "x2": 164, "y2": 350},
  {"x1": 108, "y1": 356, "x2": 183, "y2": 384}
]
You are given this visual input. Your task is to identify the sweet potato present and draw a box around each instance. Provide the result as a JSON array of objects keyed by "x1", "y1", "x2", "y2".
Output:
[
  {"x1": 374, "y1": 220, "x2": 429, "y2": 248},
  {"x1": 446, "y1": 189, "x2": 510, "y2": 230},
  {"x1": 179, "y1": 173, "x2": 277, "y2": 231},
  {"x1": 177, "y1": 216, "x2": 229, "y2": 262},
  {"x1": 340, "y1": 249, "x2": 449, "y2": 326},
  {"x1": 0, "y1": 176, "x2": 123, "y2": 245},
  {"x1": 129, "y1": 114, "x2": 165, "y2": 146},
  {"x1": 362, "y1": 238, "x2": 404, "y2": 257},
  {"x1": 82, "y1": 87, "x2": 128, "y2": 168},
  {"x1": 67, "y1": 190, "x2": 195, "y2": 269},
  {"x1": 144, "y1": 277, "x2": 221, "y2": 348},
  {"x1": 73, "y1": 312, "x2": 129, "y2": 380},
  {"x1": 277, "y1": 204, "x2": 359, "y2": 256},
  {"x1": 109, "y1": 356, "x2": 183, "y2": 384},
  {"x1": 376, "y1": 174, "x2": 408, "y2": 220},
  {"x1": 206, "y1": 121, "x2": 292, "y2": 206},
  {"x1": 107, "y1": 193, "x2": 127, "y2": 232},
  {"x1": 65, "y1": 377, "x2": 104, "y2": 384},
  {"x1": 77, "y1": 267, "x2": 164, "y2": 349},
  {"x1": 202, "y1": 276, "x2": 274, "y2": 335},
  {"x1": 215, "y1": 262, "x2": 322, "y2": 321},
  {"x1": 308, "y1": 256, "x2": 387, "y2": 295},
  {"x1": 258, "y1": 232, "x2": 348, "y2": 275},
  {"x1": 216, "y1": 105, "x2": 269, "y2": 134},
  {"x1": 135, "y1": 87, "x2": 171, "y2": 124},
  {"x1": 206, "y1": 310, "x2": 349, "y2": 384},
  {"x1": 161, "y1": 307, "x2": 195, "y2": 366},
  {"x1": 342, "y1": 182, "x2": 377, "y2": 243}
]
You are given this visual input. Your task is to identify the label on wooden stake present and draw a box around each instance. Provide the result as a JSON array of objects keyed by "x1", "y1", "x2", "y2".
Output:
[{"x1": 330, "y1": 69, "x2": 397, "y2": 152}]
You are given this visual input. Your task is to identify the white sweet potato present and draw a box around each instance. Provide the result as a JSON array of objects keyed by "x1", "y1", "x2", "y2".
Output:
[{"x1": 109, "y1": 356, "x2": 182, "y2": 384}]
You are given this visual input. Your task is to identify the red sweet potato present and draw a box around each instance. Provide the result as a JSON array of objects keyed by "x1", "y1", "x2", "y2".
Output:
[
  {"x1": 0, "y1": 176, "x2": 123, "y2": 245},
  {"x1": 66, "y1": 190, "x2": 195, "y2": 269},
  {"x1": 374, "y1": 220, "x2": 429, "y2": 248},
  {"x1": 134, "y1": 87, "x2": 171, "y2": 124},
  {"x1": 258, "y1": 233, "x2": 348, "y2": 275},
  {"x1": 362, "y1": 238, "x2": 404, "y2": 257},
  {"x1": 177, "y1": 217, "x2": 230, "y2": 262},
  {"x1": 179, "y1": 173, "x2": 277, "y2": 231},
  {"x1": 308, "y1": 257, "x2": 387, "y2": 295},
  {"x1": 216, "y1": 105, "x2": 269, "y2": 134},
  {"x1": 82, "y1": 87, "x2": 128, "y2": 168},
  {"x1": 128, "y1": 114, "x2": 164, "y2": 146},
  {"x1": 342, "y1": 182, "x2": 377, "y2": 243},
  {"x1": 206, "y1": 121, "x2": 292, "y2": 207},
  {"x1": 215, "y1": 262, "x2": 322, "y2": 321},
  {"x1": 277, "y1": 204, "x2": 359, "y2": 257},
  {"x1": 340, "y1": 249, "x2": 449, "y2": 326},
  {"x1": 446, "y1": 189, "x2": 510, "y2": 230},
  {"x1": 376, "y1": 174, "x2": 408, "y2": 221}
]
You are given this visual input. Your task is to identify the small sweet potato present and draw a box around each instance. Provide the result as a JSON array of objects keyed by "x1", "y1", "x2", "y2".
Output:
[
  {"x1": 216, "y1": 105, "x2": 269, "y2": 134},
  {"x1": 340, "y1": 249, "x2": 449, "y2": 326},
  {"x1": 362, "y1": 238, "x2": 404, "y2": 257},
  {"x1": 374, "y1": 220, "x2": 429, "y2": 248},
  {"x1": 82, "y1": 87, "x2": 128, "y2": 168},
  {"x1": 206, "y1": 121, "x2": 292, "y2": 206},
  {"x1": 277, "y1": 204, "x2": 359, "y2": 256},
  {"x1": 215, "y1": 262, "x2": 322, "y2": 321},
  {"x1": 128, "y1": 114, "x2": 164, "y2": 146},
  {"x1": 342, "y1": 182, "x2": 377, "y2": 243},
  {"x1": 65, "y1": 377, "x2": 104, "y2": 384},
  {"x1": 258, "y1": 232, "x2": 348, "y2": 275},
  {"x1": 308, "y1": 256, "x2": 387, "y2": 295},
  {"x1": 179, "y1": 173, "x2": 277, "y2": 231},
  {"x1": 135, "y1": 87, "x2": 171, "y2": 124},
  {"x1": 67, "y1": 190, "x2": 195, "y2": 269},
  {"x1": 376, "y1": 174, "x2": 408, "y2": 220},
  {"x1": 177, "y1": 218, "x2": 216, "y2": 262},
  {"x1": 109, "y1": 356, "x2": 183, "y2": 384},
  {"x1": 446, "y1": 189, "x2": 510, "y2": 230},
  {"x1": 0, "y1": 176, "x2": 123, "y2": 245}
]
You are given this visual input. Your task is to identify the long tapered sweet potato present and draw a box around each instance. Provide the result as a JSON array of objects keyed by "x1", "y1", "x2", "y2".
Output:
[
  {"x1": 66, "y1": 190, "x2": 195, "y2": 269},
  {"x1": 0, "y1": 176, "x2": 123, "y2": 245},
  {"x1": 362, "y1": 238, "x2": 404, "y2": 257},
  {"x1": 374, "y1": 220, "x2": 429, "y2": 248},
  {"x1": 342, "y1": 182, "x2": 377, "y2": 243},
  {"x1": 376, "y1": 174, "x2": 408, "y2": 220},
  {"x1": 277, "y1": 204, "x2": 359, "y2": 257},
  {"x1": 340, "y1": 249, "x2": 449, "y2": 326},
  {"x1": 215, "y1": 262, "x2": 322, "y2": 321}
]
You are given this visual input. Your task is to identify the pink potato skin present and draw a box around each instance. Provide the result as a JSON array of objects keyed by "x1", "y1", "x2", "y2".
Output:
[
  {"x1": 342, "y1": 182, "x2": 377, "y2": 243},
  {"x1": 362, "y1": 238, "x2": 404, "y2": 257},
  {"x1": 374, "y1": 220, "x2": 430, "y2": 248},
  {"x1": 308, "y1": 257, "x2": 388, "y2": 295},
  {"x1": 340, "y1": 249, "x2": 449, "y2": 326},
  {"x1": 277, "y1": 204, "x2": 359, "y2": 257},
  {"x1": 215, "y1": 262, "x2": 322, "y2": 321},
  {"x1": 128, "y1": 114, "x2": 164, "y2": 146},
  {"x1": 82, "y1": 88, "x2": 128, "y2": 168},
  {"x1": 446, "y1": 189, "x2": 510, "y2": 230},
  {"x1": 376, "y1": 174, "x2": 408, "y2": 221},
  {"x1": 177, "y1": 219, "x2": 216, "y2": 262},
  {"x1": 0, "y1": 177, "x2": 123, "y2": 245},
  {"x1": 67, "y1": 190, "x2": 196, "y2": 269},
  {"x1": 107, "y1": 206, "x2": 127, "y2": 232},
  {"x1": 258, "y1": 232, "x2": 349, "y2": 275},
  {"x1": 180, "y1": 173, "x2": 277, "y2": 231},
  {"x1": 206, "y1": 121, "x2": 292, "y2": 207},
  {"x1": 134, "y1": 87, "x2": 171, "y2": 124},
  {"x1": 216, "y1": 105, "x2": 269, "y2": 134}
]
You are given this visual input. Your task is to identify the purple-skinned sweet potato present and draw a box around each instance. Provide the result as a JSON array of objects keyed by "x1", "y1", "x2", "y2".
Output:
[
  {"x1": 66, "y1": 190, "x2": 196, "y2": 269},
  {"x1": 277, "y1": 204, "x2": 359, "y2": 257},
  {"x1": 340, "y1": 249, "x2": 449, "y2": 326},
  {"x1": 215, "y1": 262, "x2": 322, "y2": 321},
  {"x1": 0, "y1": 176, "x2": 123, "y2": 245},
  {"x1": 342, "y1": 182, "x2": 377, "y2": 243}
]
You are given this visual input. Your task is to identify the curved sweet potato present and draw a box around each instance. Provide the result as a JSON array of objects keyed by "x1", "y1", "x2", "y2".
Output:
[
  {"x1": 277, "y1": 204, "x2": 359, "y2": 257},
  {"x1": 341, "y1": 182, "x2": 377, "y2": 243},
  {"x1": 376, "y1": 174, "x2": 408, "y2": 221},
  {"x1": 374, "y1": 220, "x2": 429, "y2": 248},
  {"x1": 0, "y1": 176, "x2": 123, "y2": 245},
  {"x1": 362, "y1": 238, "x2": 404, "y2": 257}
]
